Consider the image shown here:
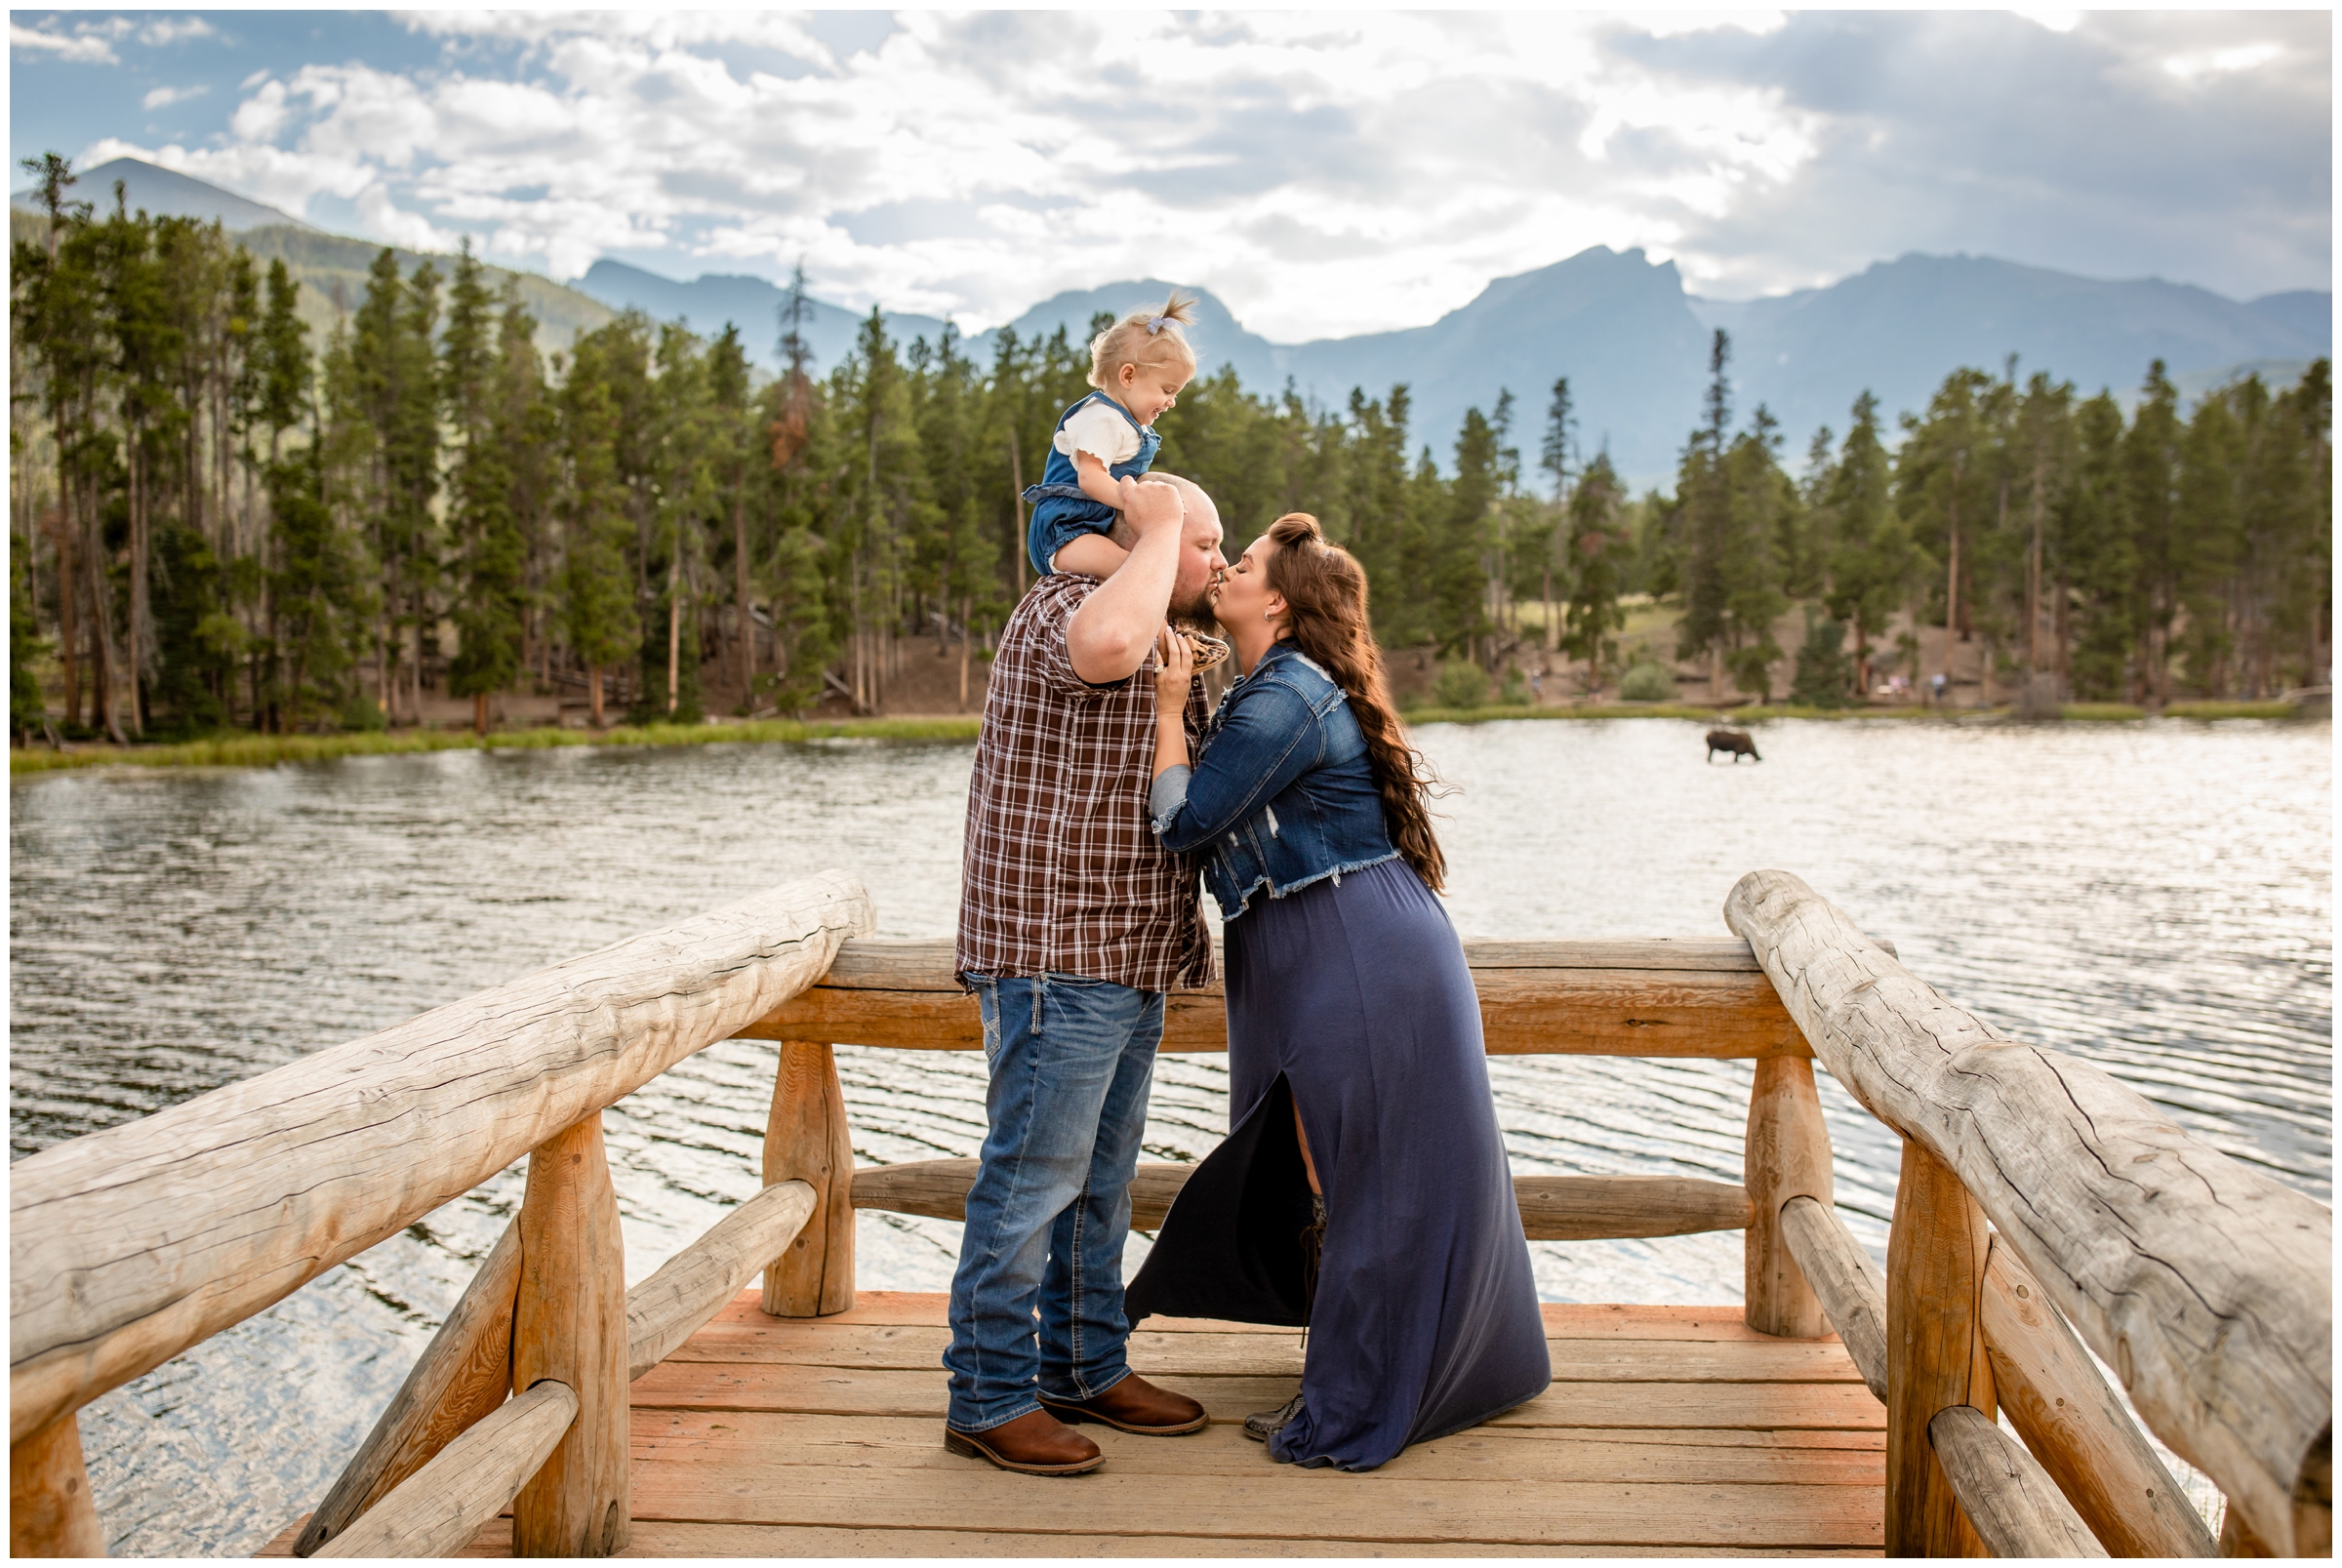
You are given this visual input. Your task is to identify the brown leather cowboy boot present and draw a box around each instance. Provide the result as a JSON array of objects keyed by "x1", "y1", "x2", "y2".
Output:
[
  {"x1": 944, "y1": 1408, "x2": 1104, "y2": 1475},
  {"x1": 1038, "y1": 1373, "x2": 1207, "y2": 1435}
]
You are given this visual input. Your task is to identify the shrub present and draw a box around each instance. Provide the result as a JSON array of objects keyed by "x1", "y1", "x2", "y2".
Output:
[
  {"x1": 1618, "y1": 662, "x2": 1676, "y2": 702},
  {"x1": 1498, "y1": 668, "x2": 1533, "y2": 706},
  {"x1": 1432, "y1": 660, "x2": 1491, "y2": 709}
]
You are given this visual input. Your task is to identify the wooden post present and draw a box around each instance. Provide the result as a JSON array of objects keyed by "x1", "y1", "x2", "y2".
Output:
[
  {"x1": 762, "y1": 1041, "x2": 856, "y2": 1317},
  {"x1": 10, "y1": 1413, "x2": 103, "y2": 1557},
  {"x1": 1744, "y1": 1055, "x2": 1834, "y2": 1337},
  {"x1": 1887, "y1": 1138, "x2": 1995, "y2": 1557},
  {"x1": 510, "y1": 1114, "x2": 627, "y2": 1558}
]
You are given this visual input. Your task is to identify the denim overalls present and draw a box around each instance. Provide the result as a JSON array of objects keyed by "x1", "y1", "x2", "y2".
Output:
[{"x1": 1022, "y1": 391, "x2": 1161, "y2": 578}]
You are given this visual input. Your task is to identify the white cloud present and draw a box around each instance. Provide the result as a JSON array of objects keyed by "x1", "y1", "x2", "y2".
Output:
[
  {"x1": 10, "y1": 21, "x2": 118, "y2": 64},
  {"x1": 74, "y1": 9, "x2": 2331, "y2": 338},
  {"x1": 2163, "y1": 42, "x2": 2284, "y2": 81},
  {"x1": 230, "y1": 79, "x2": 291, "y2": 143},
  {"x1": 142, "y1": 84, "x2": 209, "y2": 111},
  {"x1": 139, "y1": 18, "x2": 215, "y2": 47},
  {"x1": 2007, "y1": 7, "x2": 2082, "y2": 35}
]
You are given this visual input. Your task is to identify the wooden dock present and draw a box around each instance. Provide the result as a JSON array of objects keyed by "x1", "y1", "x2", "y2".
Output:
[
  {"x1": 268, "y1": 1291, "x2": 1882, "y2": 1557},
  {"x1": 18, "y1": 871, "x2": 2324, "y2": 1559}
]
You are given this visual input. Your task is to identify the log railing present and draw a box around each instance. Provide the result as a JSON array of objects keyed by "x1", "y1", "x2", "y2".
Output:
[
  {"x1": 10, "y1": 873, "x2": 874, "y2": 1559},
  {"x1": 9, "y1": 869, "x2": 2327, "y2": 1558},
  {"x1": 1728, "y1": 869, "x2": 2330, "y2": 1559}
]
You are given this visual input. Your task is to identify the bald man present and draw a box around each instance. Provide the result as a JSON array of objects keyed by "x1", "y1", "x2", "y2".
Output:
[{"x1": 944, "y1": 474, "x2": 1227, "y2": 1474}]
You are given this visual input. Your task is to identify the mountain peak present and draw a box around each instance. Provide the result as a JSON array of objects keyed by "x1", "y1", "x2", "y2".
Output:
[{"x1": 11, "y1": 156, "x2": 312, "y2": 233}]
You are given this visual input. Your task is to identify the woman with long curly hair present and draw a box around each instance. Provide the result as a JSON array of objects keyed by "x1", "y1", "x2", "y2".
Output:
[{"x1": 1122, "y1": 513, "x2": 1549, "y2": 1470}]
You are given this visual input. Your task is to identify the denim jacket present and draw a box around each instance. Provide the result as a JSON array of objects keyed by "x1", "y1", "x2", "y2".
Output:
[{"x1": 1148, "y1": 640, "x2": 1398, "y2": 920}]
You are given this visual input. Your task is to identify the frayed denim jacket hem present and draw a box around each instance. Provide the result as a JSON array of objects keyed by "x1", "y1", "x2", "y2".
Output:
[{"x1": 1148, "y1": 641, "x2": 1400, "y2": 922}]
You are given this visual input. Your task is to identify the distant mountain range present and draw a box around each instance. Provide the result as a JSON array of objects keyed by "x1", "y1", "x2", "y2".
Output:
[
  {"x1": 583, "y1": 249, "x2": 2330, "y2": 485},
  {"x1": 19, "y1": 157, "x2": 2329, "y2": 487},
  {"x1": 10, "y1": 158, "x2": 615, "y2": 354}
]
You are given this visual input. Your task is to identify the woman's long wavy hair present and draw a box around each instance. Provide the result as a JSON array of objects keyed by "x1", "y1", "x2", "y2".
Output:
[{"x1": 1260, "y1": 513, "x2": 1448, "y2": 892}]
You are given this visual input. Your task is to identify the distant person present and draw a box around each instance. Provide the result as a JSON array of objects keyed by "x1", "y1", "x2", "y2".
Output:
[
  {"x1": 1931, "y1": 671, "x2": 1948, "y2": 705},
  {"x1": 1127, "y1": 513, "x2": 1551, "y2": 1471},
  {"x1": 1020, "y1": 291, "x2": 1199, "y2": 582},
  {"x1": 946, "y1": 473, "x2": 1229, "y2": 1475}
]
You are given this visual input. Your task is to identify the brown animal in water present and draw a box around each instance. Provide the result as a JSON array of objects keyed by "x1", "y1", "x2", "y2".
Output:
[{"x1": 1706, "y1": 728, "x2": 1760, "y2": 763}]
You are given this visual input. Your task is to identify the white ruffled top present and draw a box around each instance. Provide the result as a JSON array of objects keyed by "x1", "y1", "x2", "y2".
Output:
[{"x1": 1053, "y1": 399, "x2": 1145, "y2": 467}]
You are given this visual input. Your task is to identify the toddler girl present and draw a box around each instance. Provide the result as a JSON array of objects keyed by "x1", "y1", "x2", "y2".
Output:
[{"x1": 1022, "y1": 291, "x2": 1198, "y2": 579}]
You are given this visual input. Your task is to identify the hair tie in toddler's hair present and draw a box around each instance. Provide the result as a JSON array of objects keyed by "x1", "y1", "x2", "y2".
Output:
[{"x1": 1146, "y1": 314, "x2": 1169, "y2": 335}]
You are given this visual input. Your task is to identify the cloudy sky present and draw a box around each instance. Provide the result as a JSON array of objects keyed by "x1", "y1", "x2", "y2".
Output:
[{"x1": 9, "y1": 9, "x2": 2330, "y2": 341}]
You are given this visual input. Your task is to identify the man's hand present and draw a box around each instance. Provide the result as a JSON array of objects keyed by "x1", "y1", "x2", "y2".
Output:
[{"x1": 1118, "y1": 474, "x2": 1183, "y2": 537}]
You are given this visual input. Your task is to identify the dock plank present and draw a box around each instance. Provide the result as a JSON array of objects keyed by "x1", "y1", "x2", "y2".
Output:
[
  {"x1": 459, "y1": 1517, "x2": 1879, "y2": 1556},
  {"x1": 265, "y1": 1293, "x2": 1886, "y2": 1556},
  {"x1": 698, "y1": 1290, "x2": 1800, "y2": 1343},
  {"x1": 629, "y1": 1410, "x2": 1883, "y2": 1486},
  {"x1": 629, "y1": 1361, "x2": 1883, "y2": 1430},
  {"x1": 624, "y1": 1464, "x2": 1880, "y2": 1548},
  {"x1": 665, "y1": 1322, "x2": 1864, "y2": 1383}
]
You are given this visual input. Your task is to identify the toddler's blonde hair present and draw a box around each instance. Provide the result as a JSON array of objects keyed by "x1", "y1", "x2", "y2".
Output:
[{"x1": 1087, "y1": 290, "x2": 1200, "y2": 391}]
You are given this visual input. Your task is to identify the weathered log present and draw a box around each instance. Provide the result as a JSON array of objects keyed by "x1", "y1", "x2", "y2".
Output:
[
  {"x1": 1744, "y1": 1057, "x2": 1834, "y2": 1338},
  {"x1": 1981, "y1": 1234, "x2": 2217, "y2": 1558},
  {"x1": 1929, "y1": 1402, "x2": 2108, "y2": 1558},
  {"x1": 761, "y1": 1045, "x2": 855, "y2": 1317},
  {"x1": 627, "y1": 1183, "x2": 815, "y2": 1381},
  {"x1": 1779, "y1": 1194, "x2": 1888, "y2": 1401},
  {"x1": 1514, "y1": 1175, "x2": 1753, "y2": 1240},
  {"x1": 1726, "y1": 868, "x2": 2331, "y2": 1556},
  {"x1": 311, "y1": 1380, "x2": 577, "y2": 1560},
  {"x1": 510, "y1": 1116, "x2": 628, "y2": 1557},
  {"x1": 739, "y1": 937, "x2": 1818, "y2": 1058},
  {"x1": 9, "y1": 1413, "x2": 103, "y2": 1558},
  {"x1": 1887, "y1": 1139, "x2": 1995, "y2": 1557},
  {"x1": 11, "y1": 873, "x2": 873, "y2": 1443},
  {"x1": 847, "y1": 1160, "x2": 1750, "y2": 1241},
  {"x1": 296, "y1": 1218, "x2": 523, "y2": 1556}
]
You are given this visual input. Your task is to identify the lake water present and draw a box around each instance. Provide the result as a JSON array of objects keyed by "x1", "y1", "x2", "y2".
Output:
[{"x1": 10, "y1": 717, "x2": 2330, "y2": 1555}]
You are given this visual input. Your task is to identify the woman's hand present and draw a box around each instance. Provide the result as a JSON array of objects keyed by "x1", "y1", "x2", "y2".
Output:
[{"x1": 1153, "y1": 623, "x2": 1194, "y2": 707}]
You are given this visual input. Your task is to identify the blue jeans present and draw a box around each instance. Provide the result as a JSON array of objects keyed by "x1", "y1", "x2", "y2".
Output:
[{"x1": 944, "y1": 972, "x2": 1163, "y2": 1432}]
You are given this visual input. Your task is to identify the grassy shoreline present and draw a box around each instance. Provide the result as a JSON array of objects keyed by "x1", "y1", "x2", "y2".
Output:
[
  {"x1": 12, "y1": 699, "x2": 2316, "y2": 775},
  {"x1": 10, "y1": 715, "x2": 985, "y2": 775}
]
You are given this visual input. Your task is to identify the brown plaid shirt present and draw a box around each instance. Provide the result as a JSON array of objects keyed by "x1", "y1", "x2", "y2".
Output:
[{"x1": 956, "y1": 575, "x2": 1214, "y2": 992}]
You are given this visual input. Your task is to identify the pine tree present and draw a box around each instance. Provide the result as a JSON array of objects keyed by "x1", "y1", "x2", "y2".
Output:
[
  {"x1": 559, "y1": 322, "x2": 643, "y2": 726},
  {"x1": 444, "y1": 250, "x2": 532, "y2": 733},
  {"x1": 1676, "y1": 331, "x2": 1734, "y2": 692},
  {"x1": 1559, "y1": 450, "x2": 1633, "y2": 694},
  {"x1": 1343, "y1": 385, "x2": 1414, "y2": 642},
  {"x1": 1818, "y1": 392, "x2": 1918, "y2": 694},
  {"x1": 2123, "y1": 361, "x2": 2184, "y2": 705},
  {"x1": 1438, "y1": 407, "x2": 1499, "y2": 660}
]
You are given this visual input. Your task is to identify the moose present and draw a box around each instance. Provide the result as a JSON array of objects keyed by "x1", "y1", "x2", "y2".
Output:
[{"x1": 1705, "y1": 727, "x2": 1761, "y2": 763}]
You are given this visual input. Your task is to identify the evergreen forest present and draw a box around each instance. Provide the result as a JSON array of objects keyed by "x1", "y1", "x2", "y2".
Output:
[{"x1": 10, "y1": 159, "x2": 2332, "y2": 744}]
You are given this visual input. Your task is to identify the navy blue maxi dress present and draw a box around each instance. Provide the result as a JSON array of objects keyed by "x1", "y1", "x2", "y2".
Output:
[{"x1": 1124, "y1": 856, "x2": 1551, "y2": 1470}]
